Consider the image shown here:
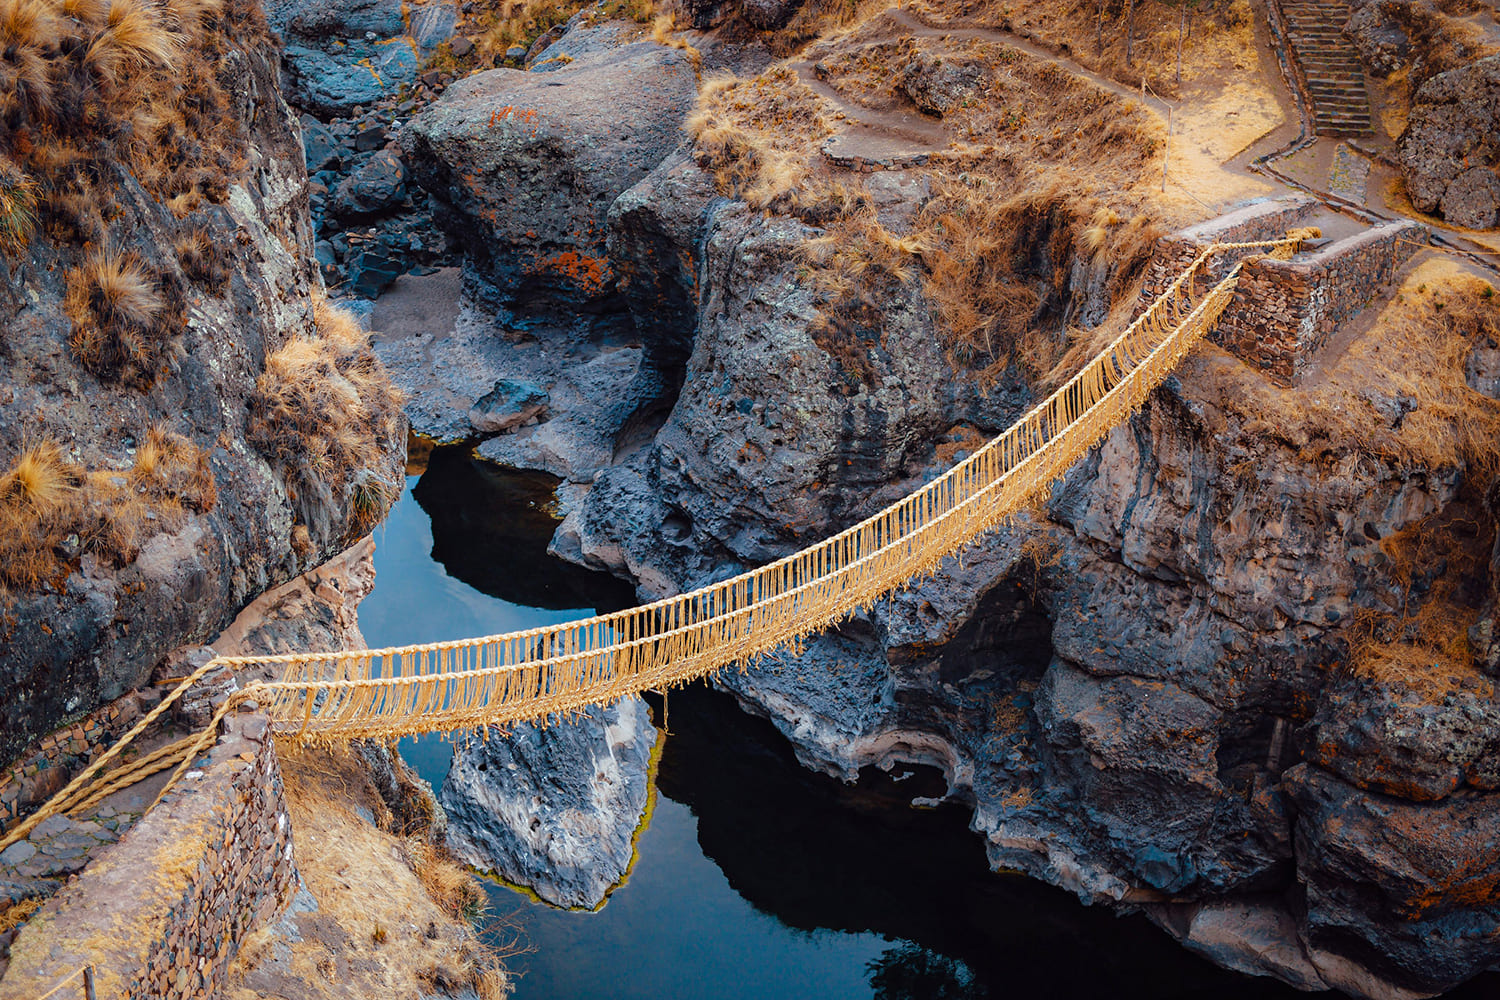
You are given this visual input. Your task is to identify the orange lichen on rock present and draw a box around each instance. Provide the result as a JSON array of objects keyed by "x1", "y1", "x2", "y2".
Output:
[{"x1": 528, "y1": 250, "x2": 611, "y2": 295}]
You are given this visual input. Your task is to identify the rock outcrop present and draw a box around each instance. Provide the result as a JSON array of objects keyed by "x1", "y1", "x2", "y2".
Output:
[
  {"x1": 400, "y1": 39, "x2": 699, "y2": 315},
  {"x1": 1400, "y1": 55, "x2": 1500, "y2": 229},
  {"x1": 0, "y1": 10, "x2": 403, "y2": 765},
  {"x1": 440, "y1": 697, "x2": 658, "y2": 908}
]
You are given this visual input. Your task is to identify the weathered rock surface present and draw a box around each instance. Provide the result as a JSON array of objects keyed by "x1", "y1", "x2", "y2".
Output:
[
  {"x1": 1287, "y1": 764, "x2": 1500, "y2": 996},
  {"x1": 440, "y1": 697, "x2": 658, "y2": 908},
  {"x1": 400, "y1": 40, "x2": 698, "y2": 313},
  {"x1": 899, "y1": 53, "x2": 988, "y2": 115},
  {"x1": 0, "y1": 33, "x2": 401, "y2": 766},
  {"x1": 1399, "y1": 55, "x2": 1500, "y2": 228},
  {"x1": 269, "y1": 0, "x2": 459, "y2": 115}
]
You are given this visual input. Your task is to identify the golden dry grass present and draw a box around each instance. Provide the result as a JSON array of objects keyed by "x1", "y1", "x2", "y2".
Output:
[
  {"x1": 246, "y1": 296, "x2": 404, "y2": 541},
  {"x1": 64, "y1": 248, "x2": 186, "y2": 386},
  {"x1": 754, "y1": 32, "x2": 1170, "y2": 379},
  {"x1": 223, "y1": 743, "x2": 513, "y2": 1000},
  {"x1": 0, "y1": 427, "x2": 216, "y2": 591},
  {"x1": 0, "y1": 898, "x2": 42, "y2": 935},
  {"x1": 1198, "y1": 261, "x2": 1500, "y2": 473},
  {"x1": 0, "y1": 0, "x2": 266, "y2": 242},
  {"x1": 1344, "y1": 502, "x2": 1496, "y2": 703},
  {"x1": 687, "y1": 66, "x2": 835, "y2": 212}
]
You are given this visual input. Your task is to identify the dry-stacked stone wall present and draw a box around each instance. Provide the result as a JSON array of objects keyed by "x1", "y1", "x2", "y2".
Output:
[
  {"x1": 0, "y1": 713, "x2": 295, "y2": 1000},
  {"x1": 1214, "y1": 219, "x2": 1428, "y2": 384},
  {"x1": 1137, "y1": 195, "x2": 1317, "y2": 303},
  {"x1": 0, "y1": 690, "x2": 163, "y2": 833},
  {"x1": 125, "y1": 714, "x2": 295, "y2": 1000}
]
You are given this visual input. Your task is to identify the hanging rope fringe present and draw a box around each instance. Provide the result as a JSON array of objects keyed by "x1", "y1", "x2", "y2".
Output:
[{"x1": 0, "y1": 234, "x2": 1305, "y2": 854}]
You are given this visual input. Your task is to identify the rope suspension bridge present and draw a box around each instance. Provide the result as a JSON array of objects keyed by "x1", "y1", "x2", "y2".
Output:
[{"x1": 0, "y1": 232, "x2": 1313, "y2": 855}]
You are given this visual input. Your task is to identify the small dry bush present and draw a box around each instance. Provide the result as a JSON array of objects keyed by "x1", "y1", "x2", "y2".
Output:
[
  {"x1": 406, "y1": 839, "x2": 487, "y2": 922},
  {"x1": 65, "y1": 248, "x2": 185, "y2": 386},
  {"x1": 174, "y1": 227, "x2": 229, "y2": 294},
  {"x1": 0, "y1": 427, "x2": 216, "y2": 591},
  {"x1": 0, "y1": 154, "x2": 37, "y2": 253},
  {"x1": 247, "y1": 296, "x2": 404, "y2": 539},
  {"x1": 687, "y1": 66, "x2": 835, "y2": 212},
  {"x1": 1344, "y1": 503, "x2": 1496, "y2": 703},
  {"x1": 0, "y1": 0, "x2": 267, "y2": 244},
  {"x1": 0, "y1": 897, "x2": 42, "y2": 934}
]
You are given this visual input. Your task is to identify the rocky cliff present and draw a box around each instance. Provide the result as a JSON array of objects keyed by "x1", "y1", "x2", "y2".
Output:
[{"x1": 0, "y1": 0, "x2": 405, "y2": 766}]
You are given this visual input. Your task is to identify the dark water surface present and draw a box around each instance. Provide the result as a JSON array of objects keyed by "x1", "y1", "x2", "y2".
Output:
[{"x1": 359, "y1": 446, "x2": 1478, "y2": 1000}]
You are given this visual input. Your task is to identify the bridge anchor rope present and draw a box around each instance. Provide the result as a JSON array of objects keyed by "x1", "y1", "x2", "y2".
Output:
[{"x1": 0, "y1": 232, "x2": 1311, "y2": 854}]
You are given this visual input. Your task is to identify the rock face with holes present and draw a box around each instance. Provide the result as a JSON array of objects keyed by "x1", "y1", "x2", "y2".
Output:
[
  {"x1": 1400, "y1": 55, "x2": 1500, "y2": 230},
  {"x1": 0, "y1": 26, "x2": 402, "y2": 768},
  {"x1": 440, "y1": 697, "x2": 658, "y2": 908}
]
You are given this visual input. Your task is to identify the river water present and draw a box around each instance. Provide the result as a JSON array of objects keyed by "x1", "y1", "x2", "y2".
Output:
[{"x1": 358, "y1": 444, "x2": 1398, "y2": 1000}]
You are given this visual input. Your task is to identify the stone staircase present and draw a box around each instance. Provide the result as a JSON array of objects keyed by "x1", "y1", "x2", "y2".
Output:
[{"x1": 1279, "y1": 0, "x2": 1374, "y2": 136}]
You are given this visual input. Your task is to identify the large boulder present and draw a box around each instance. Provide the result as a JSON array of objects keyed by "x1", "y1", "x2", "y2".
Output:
[
  {"x1": 1287, "y1": 764, "x2": 1500, "y2": 995},
  {"x1": 439, "y1": 697, "x2": 658, "y2": 908},
  {"x1": 1399, "y1": 55, "x2": 1500, "y2": 228},
  {"x1": 400, "y1": 41, "x2": 699, "y2": 312}
]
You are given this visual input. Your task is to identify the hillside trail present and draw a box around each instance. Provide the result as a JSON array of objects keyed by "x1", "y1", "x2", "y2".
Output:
[{"x1": 787, "y1": 4, "x2": 1181, "y2": 166}]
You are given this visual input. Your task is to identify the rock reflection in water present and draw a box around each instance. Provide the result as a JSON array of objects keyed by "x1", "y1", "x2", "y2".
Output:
[{"x1": 410, "y1": 444, "x2": 635, "y2": 612}]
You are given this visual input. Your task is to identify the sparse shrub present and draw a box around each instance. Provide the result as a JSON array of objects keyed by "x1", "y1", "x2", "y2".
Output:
[
  {"x1": 64, "y1": 248, "x2": 185, "y2": 386},
  {"x1": 174, "y1": 228, "x2": 229, "y2": 293},
  {"x1": 0, "y1": 427, "x2": 217, "y2": 590},
  {"x1": 0, "y1": 156, "x2": 37, "y2": 253},
  {"x1": 405, "y1": 839, "x2": 486, "y2": 923},
  {"x1": 247, "y1": 296, "x2": 403, "y2": 544},
  {"x1": 0, "y1": 0, "x2": 265, "y2": 240}
]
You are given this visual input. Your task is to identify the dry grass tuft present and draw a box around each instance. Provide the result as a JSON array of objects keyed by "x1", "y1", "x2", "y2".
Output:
[
  {"x1": 0, "y1": 0, "x2": 267, "y2": 242},
  {"x1": 0, "y1": 427, "x2": 216, "y2": 590},
  {"x1": 247, "y1": 296, "x2": 404, "y2": 543},
  {"x1": 64, "y1": 248, "x2": 185, "y2": 386},
  {"x1": 175, "y1": 227, "x2": 229, "y2": 293},
  {"x1": 1344, "y1": 503, "x2": 1496, "y2": 703},
  {"x1": 0, "y1": 155, "x2": 37, "y2": 253},
  {"x1": 687, "y1": 66, "x2": 834, "y2": 212},
  {"x1": 0, "y1": 897, "x2": 43, "y2": 934},
  {"x1": 405, "y1": 839, "x2": 487, "y2": 923}
]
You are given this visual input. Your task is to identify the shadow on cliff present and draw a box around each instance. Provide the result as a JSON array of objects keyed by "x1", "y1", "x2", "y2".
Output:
[
  {"x1": 412, "y1": 445, "x2": 636, "y2": 612},
  {"x1": 651, "y1": 683, "x2": 1323, "y2": 1000}
]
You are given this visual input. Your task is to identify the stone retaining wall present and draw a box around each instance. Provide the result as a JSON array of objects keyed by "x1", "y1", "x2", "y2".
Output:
[
  {"x1": 1214, "y1": 219, "x2": 1429, "y2": 384},
  {"x1": 125, "y1": 713, "x2": 296, "y2": 999},
  {"x1": 0, "y1": 713, "x2": 296, "y2": 1000},
  {"x1": 1138, "y1": 195, "x2": 1318, "y2": 303},
  {"x1": 0, "y1": 691, "x2": 163, "y2": 833}
]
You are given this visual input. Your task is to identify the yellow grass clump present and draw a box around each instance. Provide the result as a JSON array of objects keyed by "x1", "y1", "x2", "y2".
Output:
[
  {"x1": 0, "y1": 427, "x2": 216, "y2": 591},
  {"x1": 247, "y1": 295, "x2": 404, "y2": 539},
  {"x1": 0, "y1": 0, "x2": 266, "y2": 242},
  {"x1": 687, "y1": 66, "x2": 835, "y2": 212},
  {"x1": 65, "y1": 248, "x2": 185, "y2": 386}
]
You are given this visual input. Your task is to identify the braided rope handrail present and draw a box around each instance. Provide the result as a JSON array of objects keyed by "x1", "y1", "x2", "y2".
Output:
[
  {"x1": 229, "y1": 235, "x2": 1298, "y2": 734},
  {"x1": 0, "y1": 233, "x2": 1304, "y2": 856}
]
